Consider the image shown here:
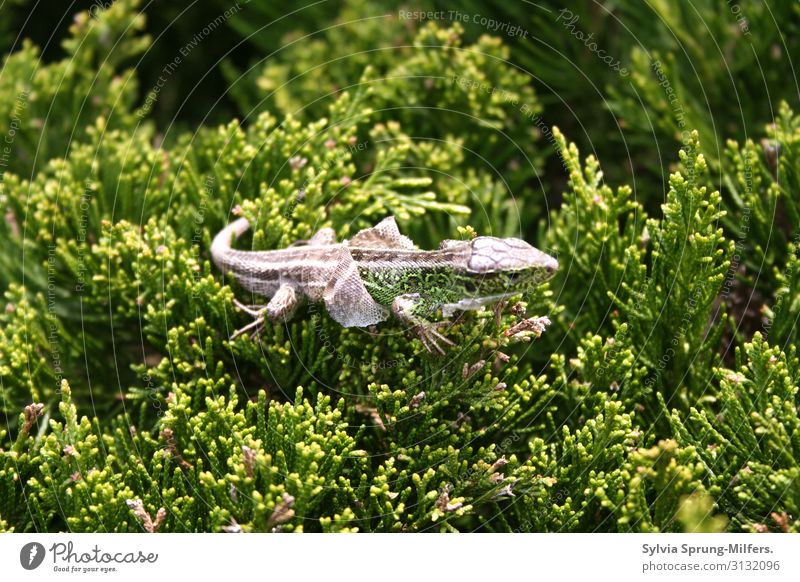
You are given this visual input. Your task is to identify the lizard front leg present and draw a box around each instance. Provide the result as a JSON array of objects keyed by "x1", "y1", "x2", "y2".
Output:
[
  {"x1": 391, "y1": 293, "x2": 454, "y2": 355},
  {"x1": 231, "y1": 284, "x2": 302, "y2": 339}
]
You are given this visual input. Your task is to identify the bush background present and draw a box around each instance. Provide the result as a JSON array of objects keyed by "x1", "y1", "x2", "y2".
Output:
[{"x1": 1, "y1": 0, "x2": 799, "y2": 532}]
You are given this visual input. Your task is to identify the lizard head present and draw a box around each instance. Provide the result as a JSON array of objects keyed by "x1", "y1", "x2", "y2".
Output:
[{"x1": 462, "y1": 236, "x2": 558, "y2": 297}]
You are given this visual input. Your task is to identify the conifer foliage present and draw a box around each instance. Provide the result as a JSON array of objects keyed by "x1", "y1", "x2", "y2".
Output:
[{"x1": 0, "y1": 0, "x2": 798, "y2": 532}]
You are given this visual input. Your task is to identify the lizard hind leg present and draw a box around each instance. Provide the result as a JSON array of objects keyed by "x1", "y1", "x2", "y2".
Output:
[
  {"x1": 264, "y1": 284, "x2": 301, "y2": 322},
  {"x1": 391, "y1": 293, "x2": 454, "y2": 355},
  {"x1": 230, "y1": 284, "x2": 302, "y2": 340}
]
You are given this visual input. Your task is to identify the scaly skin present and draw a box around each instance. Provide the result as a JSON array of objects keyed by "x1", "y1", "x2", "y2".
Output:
[{"x1": 211, "y1": 216, "x2": 558, "y2": 353}]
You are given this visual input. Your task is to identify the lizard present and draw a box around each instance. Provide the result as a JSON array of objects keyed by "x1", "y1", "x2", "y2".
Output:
[{"x1": 210, "y1": 215, "x2": 558, "y2": 353}]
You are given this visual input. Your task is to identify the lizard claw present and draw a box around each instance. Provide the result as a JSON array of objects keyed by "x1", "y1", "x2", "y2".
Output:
[
  {"x1": 230, "y1": 300, "x2": 267, "y2": 340},
  {"x1": 415, "y1": 322, "x2": 455, "y2": 355},
  {"x1": 230, "y1": 315, "x2": 265, "y2": 340},
  {"x1": 391, "y1": 294, "x2": 455, "y2": 355},
  {"x1": 230, "y1": 286, "x2": 301, "y2": 341},
  {"x1": 232, "y1": 299, "x2": 266, "y2": 317}
]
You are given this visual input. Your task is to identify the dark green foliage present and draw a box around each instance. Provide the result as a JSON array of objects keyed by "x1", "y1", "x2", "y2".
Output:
[
  {"x1": 722, "y1": 103, "x2": 800, "y2": 350},
  {"x1": 545, "y1": 129, "x2": 733, "y2": 419},
  {"x1": 225, "y1": 15, "x2": 546, "y2": 233},
  {"x1": 1, "y1": 0, "x2": 798, "y2": 533},
  {"x1": 0, "y1": 0, "x2": 147, "y2": 177},
  {"x1": 665, "y1": 335, "x2": 800, "y2": 532},
  {"x1": 471, "y1": 0, "x2": 800, "y2": 198}
]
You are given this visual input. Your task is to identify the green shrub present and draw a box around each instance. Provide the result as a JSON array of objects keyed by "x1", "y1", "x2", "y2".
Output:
[{"x1": 1, "y1": 0, "x2": 798, "y2": 532}]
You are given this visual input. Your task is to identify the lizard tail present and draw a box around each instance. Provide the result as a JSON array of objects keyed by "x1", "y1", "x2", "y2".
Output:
[{"x1": 210, "y1": 217, "x2": 251, "y2": 273}]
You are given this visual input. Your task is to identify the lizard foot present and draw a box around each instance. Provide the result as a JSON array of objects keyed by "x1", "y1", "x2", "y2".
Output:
[
  {"x1": 232, "y1": 299, "x2": 266, "y2": 317},
  {"x1": 230, "y1": 285, "x2": 301, "y2": 340},
  {"x1": 414, "y1": 321, "x2": 455, "y2": 355},
  {"x1": 391, "y1": 293, "x2": 454, "y2": 355},
  {"x1": 230, "y1": 299, "x2": 267, "y2": 340}
]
